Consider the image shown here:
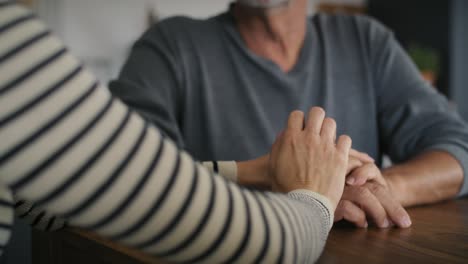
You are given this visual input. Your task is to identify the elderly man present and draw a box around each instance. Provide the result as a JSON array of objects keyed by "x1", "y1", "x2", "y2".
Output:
[{"x1": 110, "y1": 0, "x2": 468, "y2": 229}]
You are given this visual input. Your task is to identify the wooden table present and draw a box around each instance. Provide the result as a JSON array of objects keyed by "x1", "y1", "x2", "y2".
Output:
[
  {"x1": 33, "y1": 199, "x2": 468, "y2": 264},
  {"x1": 319, "y1": 199, "x2": 468, "y2": 263}
]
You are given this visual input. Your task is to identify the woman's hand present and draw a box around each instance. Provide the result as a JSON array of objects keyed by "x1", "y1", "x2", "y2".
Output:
[
  {"x1": 269, "y1": 107, "x2": 352, "y2": 210},
  {"x1": 236, "y1": 145, "x2": 372, "y2": 190}
]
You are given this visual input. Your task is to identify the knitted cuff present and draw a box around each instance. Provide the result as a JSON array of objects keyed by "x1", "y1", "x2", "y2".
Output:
[
  {"x1": 201, "y1": 161, "x2": 238, "y2": 182},
  {"x1": 288, "y1": 189, "x2": 334, "y2": 230}
]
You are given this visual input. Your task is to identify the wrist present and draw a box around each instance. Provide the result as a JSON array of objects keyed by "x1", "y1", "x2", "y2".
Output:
[
  {"x1": 237, "y1": 155, "x2": 270, "y2": 189},
  {"x1": 382, "y1": 170, "x2": 411, "y2": 207},
  {"x1": 202, "y1": 161, "x2": 237, "y2": 181},
  {"x1": 288, "y1": 189, "x2": 335, "y2": 229}
]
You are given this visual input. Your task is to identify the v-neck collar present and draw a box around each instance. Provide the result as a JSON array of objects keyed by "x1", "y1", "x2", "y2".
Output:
[{"x1": 216, "y1": 6, "x2": 315, "y2": 78}]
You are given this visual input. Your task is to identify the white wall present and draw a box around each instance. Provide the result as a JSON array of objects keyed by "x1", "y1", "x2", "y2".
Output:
[
  {"x1": 59, "y1": 0, "x2": 233, "y2": 59},
  {"x1": 309, "y1": 0, "x2": 367, "y2": 13},
  {"x1": 150, "y1": 0, "x2": 232, "y2": 19},
  {"x1": 36, "y1": 0, "x2": 235, "y2": 82}
]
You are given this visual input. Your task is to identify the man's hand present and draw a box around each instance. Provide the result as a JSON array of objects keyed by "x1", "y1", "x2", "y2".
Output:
[{"x1": 334, "y1": 162, "x2": 412, "y2": 228}]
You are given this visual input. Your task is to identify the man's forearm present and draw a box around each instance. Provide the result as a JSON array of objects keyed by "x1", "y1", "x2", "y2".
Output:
[
  {"x1": 202, "y1": 157, "x2": 270, "y2": 189},
  {"x1": 383, "y1": 151, "x2": 464, "y2": 207},
  {"x1": 237, "y1": 155, "x2": 271, "y2": 189}
]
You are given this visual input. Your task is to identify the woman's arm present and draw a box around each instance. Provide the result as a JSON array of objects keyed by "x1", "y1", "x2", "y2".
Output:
[
  {"x1": 0, "y1": 186, "x2": 14, "y2": 255},
  {"x1": 0, "y1": 4, "x2": 340, "y2": 262}
]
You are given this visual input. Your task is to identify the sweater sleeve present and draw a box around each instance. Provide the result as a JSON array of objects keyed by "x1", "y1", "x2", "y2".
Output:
[
  {"x1": 13, "y1": 198, "x2": 66, "y2": 231},
  {"x1": 201, "y1": 161, "x2": 238, "y2": 182},
  {"x1": 13, "y1": 161, "x2": 236, "y2": 232},
  {"x1": 366, "y1": 18, "x2": 468, "y2": 196},
  {"x1": 0, "y1": 185, "x2": 14, "y2": 257},
  {"x1": 14, "y1": 160, "x2": 236, "y2": 232},
  {"x1": 0, "y1": 4, "x2": 333, "y2": 263}
]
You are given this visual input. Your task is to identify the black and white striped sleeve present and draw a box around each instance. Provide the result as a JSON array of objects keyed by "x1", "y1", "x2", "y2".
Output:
[
  {"x1": 0, "y1": 4, "x2": 334, "y2": 263},
  {"x1": 12, "y1": 147, "x2": 237, "y2": 234},
  {"x1": 201, "y1": 161, "x2": 237, "y2": 182},
  {"x1": 13, "y1": 166, "x2": 236, "y2": 233},
  {"x1": 0, "y1": 185, "x2": 14, "y2": 256},
  {"x1": 14, "y1": 198, "x2": 66, "y2": 231}
]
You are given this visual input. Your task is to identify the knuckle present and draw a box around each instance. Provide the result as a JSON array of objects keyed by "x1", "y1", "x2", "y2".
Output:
[
  {"x1": 366, "y1": 163, "x2": 379, "y2": 173},
  {"x1": 351, "y1": 167, "x2": 368, "y2": 179},
  {"x1": 368, "y1": 182, "x2": 384, "y2": 195},
  {"x1": 356, "y1": 186, "x2": 372, "y2": 199},
  {"x1": 336, "y1": 152, "x2": 348, "y2": 164},
  {"x1": 290, "y1": 136, "x2": 300, "y2": 147},
  {"x1": 341, "y1": 200, "x2": 354, "y2": 214},
  {"x1": 283, "y1": 132, "x2": 295, "y2": 143}
]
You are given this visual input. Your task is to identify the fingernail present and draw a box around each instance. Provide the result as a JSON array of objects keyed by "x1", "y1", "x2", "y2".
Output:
[
  {"x1": 357, "y1": 178, "x2": 367, "y2": 185},
  {"x1": 366, "y1": 155, "x2": 375, "y2": 162},
  {"x1": 401, "y1": 217, "x2": 412, "y2": 228},
  {"x1": 346, "y1": 177, "x2": 356, "y2": 185},
  {"x1": 363, "y1": 221, "x2": 368, "y2": 228},
  {"x1": 382, "y1": 219, "x2": 390, "y2": 228}
]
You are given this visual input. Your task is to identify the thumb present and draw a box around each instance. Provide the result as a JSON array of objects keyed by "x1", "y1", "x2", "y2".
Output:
[{"x1": 346, "y1": 163, "x2": 380, "y2": 186}]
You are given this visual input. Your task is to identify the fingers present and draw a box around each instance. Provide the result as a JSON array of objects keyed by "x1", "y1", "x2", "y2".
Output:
[
  {"x1": 349, "y1": 149, "x2": 375, "y2": 163},
  {"x1": 334, "y1": 200, "x2": 368, "y2": 228},
  {"x1": 305, "y1": 107, "x2": 325, "y2": 134},
  {"x1": 270, "y1": 131, "x2": 283, "y2": 161},
  {"x1": 341, "y1": 186, "x2": 390, "y2": 228},
  {"x1": 276, "y1": 130, "x2": 285, "y2": 140},
  {"x1": 341, "y1": 183, "x2": 412, "y2": 229},
  {"x1": 337, "y1": 135, "x2": 352, "y2": 156},
  {"x1": 273, "y1": 131, "x2": 285, "y2": 148},
  {"x1": 287, "y1": 111, "x2": 304, "y2": 133},
  {"x1": 320, "y1": 118, "x2": 336, "y2": 142},
  {"x1": 290, "y1": 107, "x2": 351, "y2": 154},
  {"x1": 366, "y1": 182, "x2": 412, "y2": 228},
  {"x1": 346, "y1": 163, "x2": 382, "y2": 186},
  {"x1": 347, "y1": 156, "x2": 363, "y2": 175}
]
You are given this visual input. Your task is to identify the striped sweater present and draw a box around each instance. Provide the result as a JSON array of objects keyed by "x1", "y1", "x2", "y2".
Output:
[
  {"x1": 0, "y1": 3, "x2": 333, "y2": 263},
  {"x1": 15, "y1": 161, "x2": 235, "y2": 232}
]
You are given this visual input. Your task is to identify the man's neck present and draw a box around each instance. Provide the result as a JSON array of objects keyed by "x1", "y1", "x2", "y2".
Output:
[{"x1": 232, "y1": 0, "x2": 308, "y2": 72}]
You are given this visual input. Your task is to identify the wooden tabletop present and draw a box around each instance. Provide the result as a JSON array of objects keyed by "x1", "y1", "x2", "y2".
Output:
[
  {"x1": 34, "y1": 199, "x2": 468, "y2": 264},
  {"x1": 318, "y1": 199, "x2": 468, "y2": 263}
]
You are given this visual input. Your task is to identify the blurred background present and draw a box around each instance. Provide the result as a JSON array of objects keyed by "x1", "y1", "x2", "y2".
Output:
[
  {"x1": 3, "y1": 0, "x2": 468, "y2": 263},
  {"x1": 15, "y1": 0, "x2": 468, "y2": 114}
]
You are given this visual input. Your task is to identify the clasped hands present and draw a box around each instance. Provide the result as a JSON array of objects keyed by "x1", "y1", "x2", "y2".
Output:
[
  {"x1": 238, "y1": 107, "x2": 412, "y2": 228},
  {"x1": 336, "y1": 159, "x2": 412, "y2": 228}
]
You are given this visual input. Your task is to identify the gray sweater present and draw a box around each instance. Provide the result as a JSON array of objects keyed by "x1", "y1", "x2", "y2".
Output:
[{"x1": 110, "y1": 10, "x2": 468, "y2": 196}]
